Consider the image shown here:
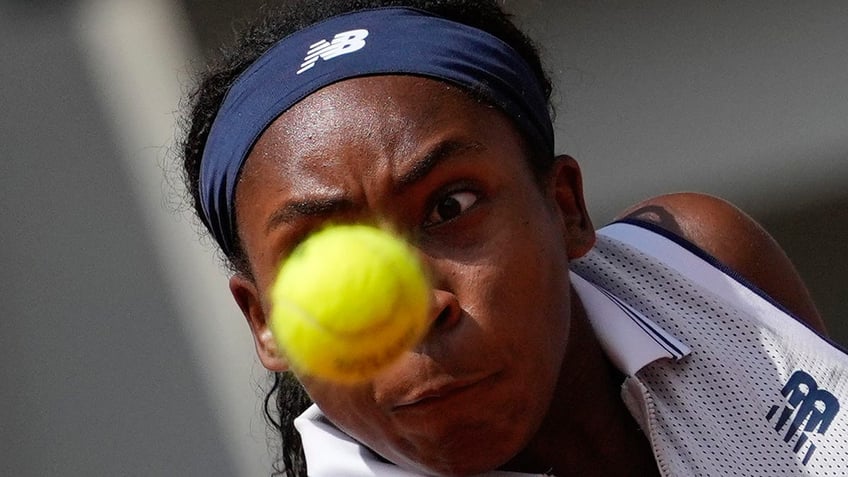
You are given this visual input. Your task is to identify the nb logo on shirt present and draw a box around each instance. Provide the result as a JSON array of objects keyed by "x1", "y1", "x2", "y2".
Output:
[
  {"x1": 297, "y1": 29, "x2": 369, "y2": 75},
  {"x1": 766, "y1": 370, "x2": 840, "y2": 465}
]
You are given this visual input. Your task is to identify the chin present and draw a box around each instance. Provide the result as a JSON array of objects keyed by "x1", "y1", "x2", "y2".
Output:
[
  {"x1": 382, "y1": 432, "x2": 524, "y2": 477},
  {"x1": 402, "y1": 459, "x2": 505, "y2": 477}
]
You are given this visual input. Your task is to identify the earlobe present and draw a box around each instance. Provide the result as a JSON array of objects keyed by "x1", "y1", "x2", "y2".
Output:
[
  {"x1": 549, "y1": 155, "x2": 596, "y2": 259},
  {"x1": 229, "y1": 273, "x2": 289, "y2": 372}
]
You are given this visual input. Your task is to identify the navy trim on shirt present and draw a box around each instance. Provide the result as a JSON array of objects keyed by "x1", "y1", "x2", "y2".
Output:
[{"x1": 611, "y1": 218, "x2": 848, "y2": 356}]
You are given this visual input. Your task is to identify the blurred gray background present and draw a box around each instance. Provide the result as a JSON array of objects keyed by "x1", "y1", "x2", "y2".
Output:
[{"x1": 2, "y1": 1, "x2": 846, "y2": 475}]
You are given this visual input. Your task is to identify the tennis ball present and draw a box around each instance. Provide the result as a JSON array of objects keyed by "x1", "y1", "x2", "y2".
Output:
[{"x1": 268, "y1": 224, "x2": 431, "y2": 383}]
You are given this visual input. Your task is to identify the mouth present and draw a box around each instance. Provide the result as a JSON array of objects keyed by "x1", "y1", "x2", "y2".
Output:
[{"x1": 391, "y1": 372, "x2": 499, "y2": 411}]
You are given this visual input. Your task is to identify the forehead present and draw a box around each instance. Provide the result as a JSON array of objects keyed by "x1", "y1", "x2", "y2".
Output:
[{"x1": 240, "y1": 75, "x2": 523, "y2": 187}]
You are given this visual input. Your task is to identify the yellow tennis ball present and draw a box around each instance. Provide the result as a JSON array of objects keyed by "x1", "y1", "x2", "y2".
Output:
[{"x1": 268, "y1": 224, "x2": 431, "y2": 383}]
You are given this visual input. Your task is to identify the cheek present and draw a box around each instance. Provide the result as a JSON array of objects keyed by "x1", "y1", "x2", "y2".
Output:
[
  {"x1": 453, "y1": 213, "x2": 572, "y2": 354},
  {"x1": 298, "y1": 379, "x2": 383, "y2": 443},
  {"x1": 475, "y1": 249, "x2": 571, "y2": 368},
  {"x1": 299, "y1": 378, "x2": 371, "y2": 421},
  {"x1": 470, "y1": 208, "x2": 571, "y2": 336},
  {"x1": 464, "y1": 208, "x2": 573, "y2": 391}
]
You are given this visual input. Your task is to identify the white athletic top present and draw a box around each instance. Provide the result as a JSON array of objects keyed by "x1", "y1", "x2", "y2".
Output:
[{"x1": 295, "y1": 221, "x2": 848, "y2": 476}]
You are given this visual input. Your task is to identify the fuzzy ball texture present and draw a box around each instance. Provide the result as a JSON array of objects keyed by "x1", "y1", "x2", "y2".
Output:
[{"x1": 269, "y1": 224, "x2": 431, "y2": 383}]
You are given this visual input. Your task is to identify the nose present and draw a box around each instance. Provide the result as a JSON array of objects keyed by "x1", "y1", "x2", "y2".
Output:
[
  {"x1": 409, "y1": 244, "x2": 462, "y2": 342},
  {"x1": 428, "y1": 288, "x2": 462, "y2": 332}
]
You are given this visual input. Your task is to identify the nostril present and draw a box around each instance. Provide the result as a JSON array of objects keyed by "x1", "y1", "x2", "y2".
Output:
[
  {"x1": 430, "y1": 289, "x2": 461, "y2": 331},
  {"x1": 434, "y1": 307, "x2": 452, "y2": 328}
]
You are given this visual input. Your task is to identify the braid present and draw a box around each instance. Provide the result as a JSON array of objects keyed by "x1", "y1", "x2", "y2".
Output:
[{"x1": 264, "y1": 372, "x2": 312, "y2": 476}]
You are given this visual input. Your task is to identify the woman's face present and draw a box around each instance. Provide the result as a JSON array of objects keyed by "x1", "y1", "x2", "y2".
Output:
[{"x1": 232, "y1": 76, "x2": 592, "y2": 475}]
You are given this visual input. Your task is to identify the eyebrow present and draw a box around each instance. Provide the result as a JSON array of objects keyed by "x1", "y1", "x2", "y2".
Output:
[
  {"x1": 393, "y1": 139, "x2": 485, "y2": 192},
  {"x1": 264, "y1": 195, "x2": 353, "y2": 234},
  {"x1": 264, "y1": 139, "x2": 484, "y2": 233}
]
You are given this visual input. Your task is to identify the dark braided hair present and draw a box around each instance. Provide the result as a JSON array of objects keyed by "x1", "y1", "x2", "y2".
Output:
[{"x1": 178, "y1": 1, "x2": 552, "y2": 475}]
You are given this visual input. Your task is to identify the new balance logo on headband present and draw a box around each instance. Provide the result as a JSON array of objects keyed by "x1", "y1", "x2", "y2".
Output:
[{"x1": 297, "y1": 29, "x2": 369, "y2": 74}]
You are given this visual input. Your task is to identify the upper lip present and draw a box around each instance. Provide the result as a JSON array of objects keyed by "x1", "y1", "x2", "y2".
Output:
[{"x1": 391, "y1": 373, "x2": 494, "y2": 409}]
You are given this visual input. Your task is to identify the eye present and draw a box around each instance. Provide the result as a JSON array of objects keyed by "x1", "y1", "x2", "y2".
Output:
[{"x1": 425, "y1": 190, "x2": 479, "y2": 226}]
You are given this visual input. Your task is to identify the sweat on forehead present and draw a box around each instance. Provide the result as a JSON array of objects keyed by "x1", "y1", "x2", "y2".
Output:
[{"x1": 199, "y1": 6, "x2": 554, "y2": 257}]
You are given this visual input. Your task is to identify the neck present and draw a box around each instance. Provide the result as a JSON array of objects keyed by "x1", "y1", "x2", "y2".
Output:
[{"x1": 503, "y1": 288, "x2": 659, "y2": 476}]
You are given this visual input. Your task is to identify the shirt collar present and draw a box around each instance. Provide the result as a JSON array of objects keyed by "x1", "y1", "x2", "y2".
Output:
[
  {"x1": 570, "y1": 271, "x2": 691, "y2": 376},
  {"x1": 294, "y1": 405, "x2": 548, "y2": 476}
]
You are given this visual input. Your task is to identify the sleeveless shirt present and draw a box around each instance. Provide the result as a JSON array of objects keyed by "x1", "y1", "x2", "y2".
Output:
[{"x1": 295, "y1": 221, "x2": 848, "y2": 476}]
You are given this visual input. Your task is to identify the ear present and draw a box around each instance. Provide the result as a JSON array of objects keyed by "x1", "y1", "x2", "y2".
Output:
[
  {"x1": 548, "y1": 155, "x2": 596, "y2": 259},
  {"x1": 229, "y1": 273, "x2": 289, "y2": 372}
]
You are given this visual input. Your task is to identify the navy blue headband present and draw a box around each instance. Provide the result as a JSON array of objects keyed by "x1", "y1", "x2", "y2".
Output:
[{"x1": 200, "y1": 7, "x2": 554, "y2": 256}]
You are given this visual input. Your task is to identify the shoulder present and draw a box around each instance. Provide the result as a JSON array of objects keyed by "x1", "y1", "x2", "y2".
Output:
[{"x1": 615, "y1": 192, "x2": 826, "y2": 334}]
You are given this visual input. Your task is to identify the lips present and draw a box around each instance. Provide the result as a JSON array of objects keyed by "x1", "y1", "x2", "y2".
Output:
[{"x1": 391, "y1": 372, "x2": 498, "y2": 411}]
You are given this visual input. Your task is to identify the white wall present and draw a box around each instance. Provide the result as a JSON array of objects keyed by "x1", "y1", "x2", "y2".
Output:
[{"x1": 513, "y1": 1, "x2": 848, "y2": 221}]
